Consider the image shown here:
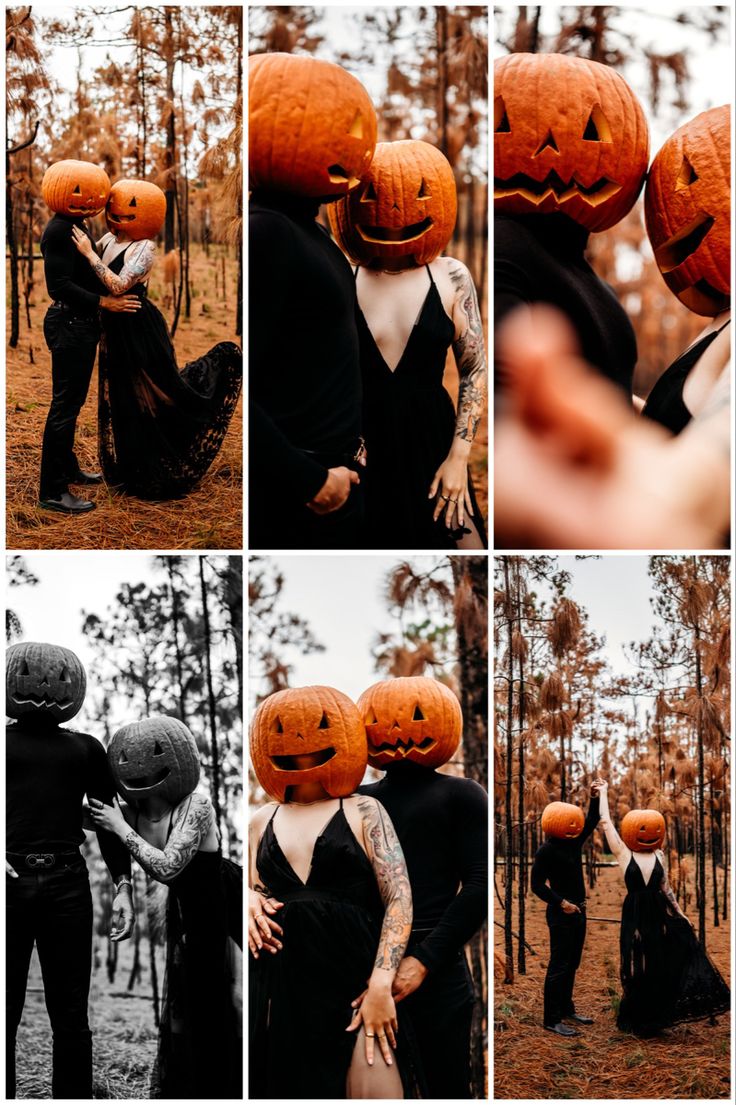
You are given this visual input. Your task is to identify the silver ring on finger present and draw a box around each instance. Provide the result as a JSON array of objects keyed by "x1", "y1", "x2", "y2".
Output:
[{"x1": 365, "y1": 1032, "x2": 375, "y2": 1038}]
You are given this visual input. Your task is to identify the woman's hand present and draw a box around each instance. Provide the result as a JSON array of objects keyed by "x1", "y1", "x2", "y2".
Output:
[
  {"x1": 6, "y1": 860, "x2": 19, "y2": 879},
  {"x1": 429, "y1": 447, "x2": 473, "y2": 530},
  {"x1": 248, "y1": 888, "x2": 284, "y2": 958},
  {"x1": 591, "y1": 777, "x2": 607, "y2": 797},
  {"x1": 89, "y1": 796, "x2": 128, "y2": 838},
  {"x1": 346, "y1": 975, "x2": 398, "y2": 1067},
  {"x1": 71, "y1": 225, "x2": 95, "y2": 259}
]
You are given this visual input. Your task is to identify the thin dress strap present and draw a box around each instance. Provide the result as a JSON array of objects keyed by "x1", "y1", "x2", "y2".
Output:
[{"x1": 425, "y1": 264, "x2": 435, "y2": 286}]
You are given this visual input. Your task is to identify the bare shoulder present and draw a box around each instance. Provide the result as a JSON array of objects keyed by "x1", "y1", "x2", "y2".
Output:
[
  {"x1": 250, "y1": 801, "x2": 278, "y2": 833},
  {"x1": 176, "y1": 790, "x2": 214, "y2": 826}
]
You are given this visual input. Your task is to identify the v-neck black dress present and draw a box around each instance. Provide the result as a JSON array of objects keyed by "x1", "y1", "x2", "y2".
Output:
[
  {"x1": 642, "y1": 320, "x2": 731, "y2": 434},
  {"x1": 249, "y1": 801, "x2": 417, "y2": 1099},
  {"x1": 357, "y1": 267, "x2": 487, "y2": 549},
  {"x1": 98, "y1": 244, "x2": 242, "y2": 499},
  {"x1": 618, "y1": 855, "x2": 730, "y2": 1037}
]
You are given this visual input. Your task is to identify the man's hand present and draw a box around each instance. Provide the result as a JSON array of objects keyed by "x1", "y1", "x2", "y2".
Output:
[
  {"x1": 591, "y1": 777, "x2": 607, "y2": 797},
  {"x1": 100, "y1": 295, "x2": 141, "y2": 313},
  {"x1": 307, "y1": 466, "x2": 359, "y2": 515},
  {"x1": 392, "y1": 955, "x2": 428, "y2": 1002},
  {"x1": 6, "y1": 860, "x2": 19, "y2": 879},
  {"x1": 248, "y1": 888, "x2": 284, "y2": 958},
  {"x1": 561, "y1": 899, "x2": 581, "y2": 915},
  {"x1": 110, "y1": 885, "x2": 134, "y2": 942}
]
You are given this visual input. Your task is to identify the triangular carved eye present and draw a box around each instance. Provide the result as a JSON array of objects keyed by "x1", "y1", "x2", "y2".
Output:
[
  {"x1": 583, "y1": 105, "x2": 612, "y2": 142},
  {"x1": 154, "y1": 741, "x2": 164, "y2": 755},
  {"x1": 417, "y1": 178, "x2": 431, "y2": 199},
  {"x1": 676, "y1": 156, "x2": 698, "y2": 191},
  {"x1": 129, "y1": 197, "x2": 137, "y2": 207},
  {"x1": 348, "y1": 111, "x2": 364, "y2": 139},
  {"x1": 59, "y1": 667, "x2": 71, "y2": 682},
  {"x1": 361, "y1": 181, "x2": 378, "y2": 202},
  {"x1": 533, "y1": 130, "x2": 558, "y2": 157},
  {"x1": 20, "y1": 660, "x2": 30, "y2": 675},
  {"x1": 366, "y1": 710, "x2": 378, "y2": 724},
  {"x1": 119, "y1": 750, "x2": 128, "y2": 764},
  {"x1": 413, "y1": 705, "x2": 425, "y2": 721},
  {"x1": 72, "y1": 185, "x2": 82, "y2": 195},
  {"x1": 494, "y1": 96, "x2": 510, "y2": 133},
  {"x1": 274, "y1": 715, "x2": 283, "y2": 733},
  {"x1": 318, "y1": 711, "x2": 330, "y2": 729}
]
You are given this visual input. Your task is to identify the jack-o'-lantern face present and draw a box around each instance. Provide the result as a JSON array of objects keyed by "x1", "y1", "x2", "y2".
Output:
[
  {"x1": 106, "y1": 179, "x2": 166, "y2": 241},
  {"x1": 41, "y1": 160, "x2": 111, "y2": 218},
  {"x1": 249, "y1": 53, "x2": 377, "y2": 200},
  {"x1": 357, "y1": 677, "x2": 462, "y2": 769},
  {"x1": 621, "y1": 809, "x2": 666, "y2": 853},
  {"x1": 6, "y1": 642, "x2": 86, "y2": 723},
  {"x1": 541, "y1": 801, "x2": 585, "y2": 839},
  {"x1": 109, "y1": 717, "x2": 200, "y2": 806},
  {"x1": 494, "y1": 53, "x2": 649, "y2": 233},
  {"x1": 645, "y1": 105, "x2": 730, "y2": 316},
  {"x1": 250, "y1": 686, "x2": 367, "y2": 803},
  {"x1": 329, "y1": 140, "x2": 457, "y2": 266}
]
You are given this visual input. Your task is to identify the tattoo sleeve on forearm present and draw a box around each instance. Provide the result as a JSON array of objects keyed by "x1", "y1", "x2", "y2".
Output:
[
  {"x1": 124, "y1": 795, "x2": 212, "y2": 882},
  {"x1": 91, "y1": 240, "x2": 154, "y2": 296},
  {"x1": 358, "y1": 797, "x2": 413, "y2": 972},
  {"x1": 448, "y1": 262, "x2": 488, "y2": 444}
]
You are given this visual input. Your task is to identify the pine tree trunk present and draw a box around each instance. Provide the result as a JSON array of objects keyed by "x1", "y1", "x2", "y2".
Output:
[
  {"x1": 515, "y1": 564, "x2": 526, "y2": 974},
  {"x1": 199, "y1": 555, "x2": 223, "y2": 836},
  {"x1": 436, "y1": 7, "x2": 448, "y2": 155},
  {"x1": 164, "y1": 9, "x2": 177, "y2": 253},
  {"x1": 502, "y1": 560, "x2": 514, "y2": 984},
  {"x1": 167, "y1": 559, "x2": 188, "y2": 723},
  {"x1": 694, "y1": 626, "x2": 706, "y2": 948}
]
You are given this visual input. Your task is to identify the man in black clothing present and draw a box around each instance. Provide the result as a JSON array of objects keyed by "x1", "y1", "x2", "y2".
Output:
[
  {"x1": 531, "y1": 791, "x2": 600, "y2": 1038},
  {"x1": 39, "y1": 176, "x2": 141, "y2": 516},
  {"x1": 6, "y1": 643, "x2": 134, "y2": 1098},
  {"x1": 356, "y1": 761, "x2": 487, "y2": 1098}
]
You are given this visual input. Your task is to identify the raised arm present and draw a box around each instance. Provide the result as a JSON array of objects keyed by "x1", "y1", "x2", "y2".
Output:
[{"x1": 597, "y1": 782, "x2": 627, "y2": 862}]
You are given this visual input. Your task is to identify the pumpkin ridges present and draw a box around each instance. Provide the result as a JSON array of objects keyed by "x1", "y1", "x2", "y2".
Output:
[
  {"x1": 6, "y1": 641, "x2": 87, "y2": 722},
  {"x1": 107, "y1": 179, "x2": 166, "y2": 241},
  {"x1": 357, "y1": 676, "x2": 462, "y2": 769},
  {"x1": 541, "y1": 800, "x2": 585, "y2": 839}
]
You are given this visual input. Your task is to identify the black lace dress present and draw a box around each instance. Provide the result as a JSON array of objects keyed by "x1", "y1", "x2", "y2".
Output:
[
  {"x1": 618, "y1": 856, "x2": 730, "y2": 1037},
  {"x1": 249, "y1": 800, "x2": 419, "y2": 1099},
  {"x1": 151, "y1": 848, "x2": 242, "y2": 1099},
  {"x1": 356, "y1": 266, "x2": 487, "y2": 549},
  {"x1": 98, "y1": 245, "x2": 242, "y2": 499}
]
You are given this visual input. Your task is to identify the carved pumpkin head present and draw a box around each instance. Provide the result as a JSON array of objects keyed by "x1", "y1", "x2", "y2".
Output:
[
  {"x1": 329, "y1": 140, "x2": 457, "y2": 267},
  {"x1": 6, "y1": 642, "x2": 86, "y2": 723},
  {"x1": 250, "y1": 685, "x2": 367, "y2": 803},
  {"x1": 621, "y1": 809, "x2": 666, "y2": 853},
  {"x1": 494, "y1": 53, "x2": 649, "y2": 232},
  {"x1": 249, "y1": 52, "x2": 377, "y2": 200},
  {"x1": 109, "y1": 717, "x2": 201, "y2": 806},
  {"x1": 356, "y1": 677, "x2": 462, "y2": 769},
  {"x1": 541, "y1": 801, "x2": 585, "y2": 839},
  {"x1": 42, "y1": 159, "x2": 111, "y2": 218},
  {"x1": 645, "y1": 105, "x2": 730, "y2": 316},
  {"x1": 106, "y1": 179, "x2": 166, "y2": 241}
]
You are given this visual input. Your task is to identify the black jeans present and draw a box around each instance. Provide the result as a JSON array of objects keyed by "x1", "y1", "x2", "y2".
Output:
[
  {"x1": 544, "y1": 906, "x2": 587, "y2": 1025},
  {"x1": 403, "y1": 950, "x2": 476, "y2": 1099},
  {"x1": 40, "y1": 306, "x2": 100, "y2": 499},
  {"x1": 6, "y1": 855, "x2": 93, "y2": 1099}
]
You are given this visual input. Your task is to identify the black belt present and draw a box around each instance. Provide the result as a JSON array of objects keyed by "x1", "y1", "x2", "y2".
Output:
[
  {"x1": 301, "y1": 436, "x2": 366, "y2": 467},
  {"x1": 51, "y1": 302, "x2": 98, "y2": 321},
  {"x1": 7, "y1": 849, "x2": 81, "y2": 870}
]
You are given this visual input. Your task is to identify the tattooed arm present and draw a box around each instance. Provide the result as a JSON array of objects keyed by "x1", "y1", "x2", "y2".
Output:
[
  {"x1": 112, "y1": 792, "x2": 213, "y2": 883},
  {"x1": 71, "y1": 227, "x2": 154, "y2": 294},
  {"x1": 658, "y1": 852, "x2": 692, "y2": 924}
]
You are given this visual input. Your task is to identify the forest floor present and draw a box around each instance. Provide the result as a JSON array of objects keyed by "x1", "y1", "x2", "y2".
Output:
[
  {"x1": 6, "y1": 245, "x2": 242, "y2": 550},
  {"x1": 14, "y1": 935, "x2": 162, "y2": 1099},
  {"x1": 494, "y1": 863, "x2": 731, "y2": 1100}
]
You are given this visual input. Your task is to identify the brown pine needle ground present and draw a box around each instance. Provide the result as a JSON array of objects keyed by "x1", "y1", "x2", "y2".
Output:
[
  {"x1": 6, "y1": 246, "x2": 242, "y2": 551},
  {"x1": 494, "y1": 865, "x2": 731, "y2": 1100}
]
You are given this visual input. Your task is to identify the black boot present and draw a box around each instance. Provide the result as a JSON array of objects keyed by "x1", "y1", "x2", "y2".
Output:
[
  {"x1": 39, "y1": 492, "x2": 96, "y2": 515},
  {"x1": 544, "y1": 1022, "x2": 579, "y2": 1037}
]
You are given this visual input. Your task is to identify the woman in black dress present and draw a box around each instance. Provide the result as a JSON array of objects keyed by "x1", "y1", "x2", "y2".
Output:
[
  {"x1": 90, "y1": 718, "x2": 242, "y2": 1098},
  {"x1": 72, "y1": 179, "x2": 241, "y2": 500},
  {"x1": 329, "y1": 140, "x2": 487, "y2": 549},
  {"x1": 597, "y1": 781, "x2": 729, "y2": 1037}
]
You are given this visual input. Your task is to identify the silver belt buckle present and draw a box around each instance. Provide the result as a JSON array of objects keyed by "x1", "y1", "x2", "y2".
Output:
[{"x1": 26, "y1": 853, "x2": 55, "y2": 869}]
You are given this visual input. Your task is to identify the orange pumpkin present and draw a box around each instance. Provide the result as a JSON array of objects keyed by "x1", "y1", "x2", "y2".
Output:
[
  {"x1": 249, "y1": 53, "x2": 377, "y2": 200},
  {"x1": 621, "y1": 809, "x2": 666, "y2": 853},
  {"x1": 494, "y1": 53, "x2": 649, "y2": 232},
  {"x1": 541, "y1": 801, "x2": 585, "y2": 839},
  {"x1": 645, "y1": 105, "x2": 730, "y2": 316},
  {"x1": 106, "y1": 179, "x2": 166, "y2": 240},
  {"x1": 329, "y1": 140, "x2": 457, "y2": 267},
  {"x1": 357, "y1": 676, "x2": 462, "y2": 769},
  {"x1": 250, "y1": 685, "x2": 367, "y2": 803},
  {"x1": 41, "y1": 159, "x2": 110, "y2": 218}
]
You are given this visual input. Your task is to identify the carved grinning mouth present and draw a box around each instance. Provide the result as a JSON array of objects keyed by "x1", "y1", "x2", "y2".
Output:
[
  {"x1": 270, "y1": 747, "x2": 336, "y2": 770},
  {"x1": 11, "y1": 693, "x2": 73, "y2": 710},
  {"x1": 327, "y1": 164, "x2": 360, "y2": 187},
  {"x1": 124, "y1": 766, "x2": 171, "y2": 789},
  {"x1": 108, "y1": 212, "x2": 136, "y2": 223},
  {"x1": 654, "y1": 213, "x2": 715, "y2": 272},
  {"x1": 358, "y1": 216, "x2": 433, "y2": 244},
  {"x1": 494, "y1": 171, "x2": 622, "y2": 207},
  {"x1": 371, "y1": 735, "x2": 436, "y2": 757}
]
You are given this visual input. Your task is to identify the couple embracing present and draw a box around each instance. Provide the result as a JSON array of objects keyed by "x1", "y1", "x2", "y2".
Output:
[
  {"x1": 38, "y1": 159, "x2": 241, "y2": 515},
  {"x1": 248, "y1": 677, "x2": 488, "y2": 1098},
  {"x1": 6, "y1": 641, "x2": 242, "y2": 1099},
  {"x1": 533, "y1": 779, "x2": 729, "y2": 1039}
]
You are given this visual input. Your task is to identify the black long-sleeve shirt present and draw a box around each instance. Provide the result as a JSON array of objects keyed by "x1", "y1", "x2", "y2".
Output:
[
  {"x1": 40, "y1": 213, "x2": 107, "y2": 315},
  {"x1": 249, "y1": 190, "x2": 363, "y2": 509},
  {"x1": 494, "y1": 213, "x2": 637, "y2": 396},
  {"x1": 530, "y1": 796, "x2": 599, "y2": 908},
  {"x1": 358, "y1": 761, "x2": 488, "y2": 972},
  {"x1": 6, "y1": 721, "x2": 131, "y2": 881}
]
